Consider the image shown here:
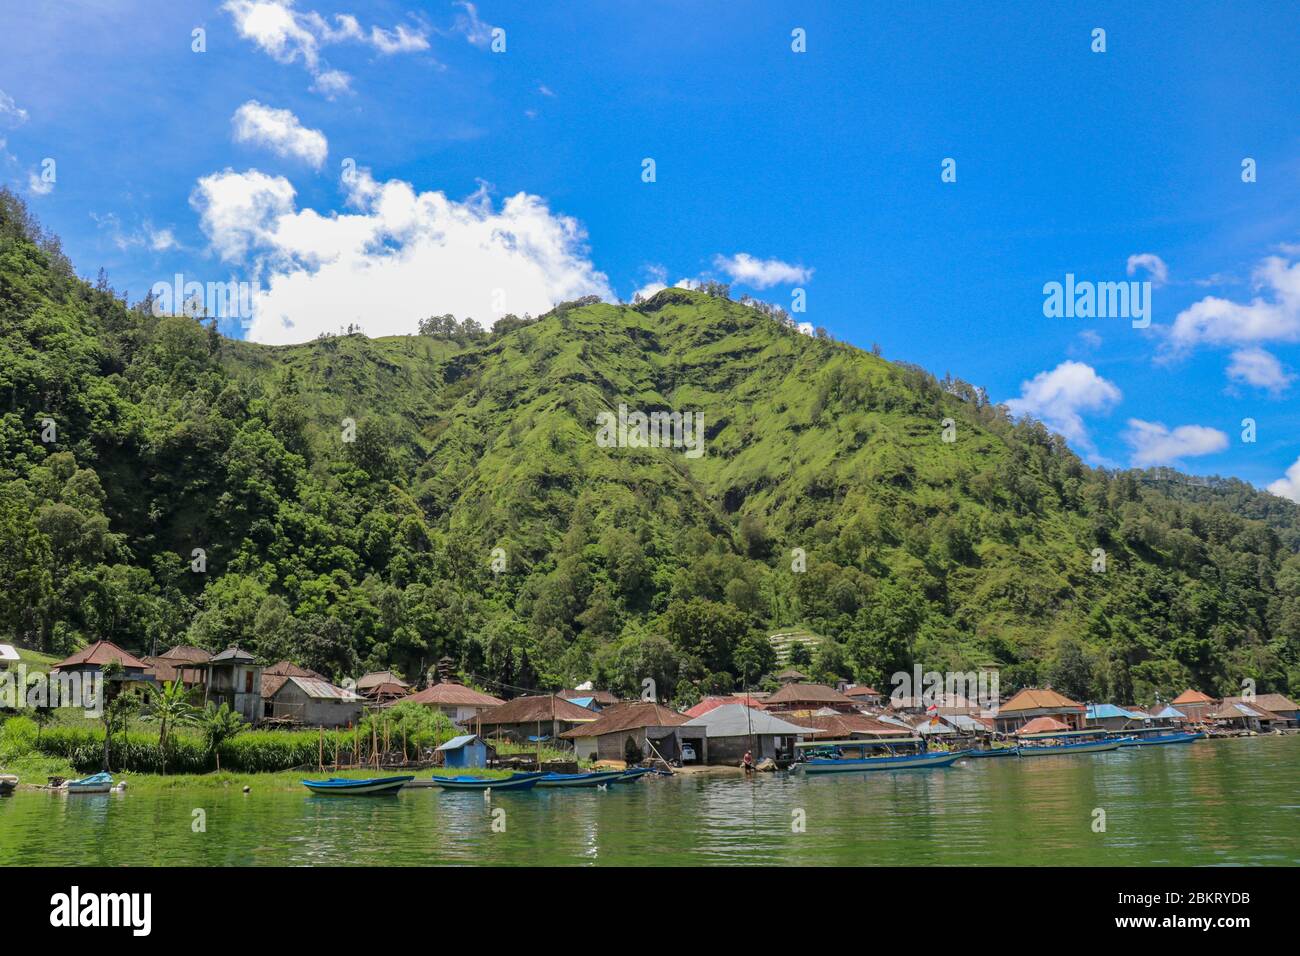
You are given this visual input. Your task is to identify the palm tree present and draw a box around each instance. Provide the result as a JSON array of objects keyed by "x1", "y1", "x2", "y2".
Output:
[
  {"x1": 198, "y1": 702, "x2": 245, "y2": 772},
  {"x1": 144, "y1": 679, "x2": 197, "y2": 775}
]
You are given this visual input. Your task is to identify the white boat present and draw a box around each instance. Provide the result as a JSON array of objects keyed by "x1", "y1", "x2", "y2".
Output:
[{"x1": 63, "y1": 772, "x2": 114, "y2": 794}]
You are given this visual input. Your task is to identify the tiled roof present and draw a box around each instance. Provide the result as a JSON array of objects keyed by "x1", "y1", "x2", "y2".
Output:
[
  {"x1": 1172, "y1": 689, "x2": 1216, "y2": 705},
  {"x1": 791, "y1": 713, "x2": 907, "y2": 739},
  {"x1": 1015, "y1": 716, "x2": 1071, "y2": 735},
  {"x1": 765, "y1": 683, "x2": 856, "y2": 706},
  {"x1": 356, "y1": 670, "x2": 410, "y2": 690},
  {"x1": 559, "y1": 701, "x2": 689, "y2": 738},
  {"x1": 53, "y1": 640, "x2": 148, "y2": 671},
  {"x1": 406, "y1": 682, "x2": 504, "y2": 708},
  {"x1": 999, "y1": 688, "x2": 1084, "y2": 713},
  {"x1": 474, "y1": 695, "x2": 598, "y2": 726},
  {"x1": 1220, "y1": 694, "x2": 1299, "y2": 714},
  {"x1": 157, "y1": 645, "x2": 211, "y2": 664},
  {"x1": 264, "y1": 661, "x2": 326, "y2": 680},
  {"x1": 559, "y1": 688, "x2": 619, "y2": 706}
]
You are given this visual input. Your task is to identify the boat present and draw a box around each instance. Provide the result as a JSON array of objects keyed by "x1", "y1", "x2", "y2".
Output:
[
  {"x1": 794, "y1": 737, "x2": 966, "y2": 774},
  {"x1": 616, "y1": 767, "x2": 655, "y2": 782},
  {"x1": 0, "y1": 774, "x2": 17, "y2": 796},
  {"x1": 535, "y1": 770, "x2": 626, "y2": 788},
  {"x1": 962, "y1": 747, "x2": 1019, "y2": 758},
  {"x1": 301, "y1": 775, "x2": 414, "y2": 795},
  {"x1": 63, "y1": 772, "x2": 114, "y2": 794},
  {"x1": 1014, "y1": 731, "x2": 1124, "y2": 756},
  {"x1": 1117, "y1": 731, "x2": 1206, "y2": 747},
  {"x1": 801, "y1": 750, "x2": 966, "y2": 773},
  {"x1": 431, "y1": 771, "x2": 544, "y2": 791}
]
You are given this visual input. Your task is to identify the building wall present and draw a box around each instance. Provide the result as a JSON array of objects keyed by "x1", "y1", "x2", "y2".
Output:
[
  {"x1": 269, "y1": 684, "x2": 359, "y2": 728},
  {"x1": 707, "y1": 734, "x2": 779, "y2": 765}
]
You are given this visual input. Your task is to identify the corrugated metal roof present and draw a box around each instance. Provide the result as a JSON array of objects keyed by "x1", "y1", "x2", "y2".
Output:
[
  {"x1": 285, "y1": 676, "x2": 363, "y2": 701},
  {"x1": 436, "y1": 734, "x2": 482, "y2": 751},
  {"x1": 0, "y1": 644, "x2": 21, "y2": 662},
  {"x1": 683, "y1": 704, "x2": 814, "y2": 737},
  {"x1": 1085, "y1": 703, "x2": 1145, "y2": 720}
]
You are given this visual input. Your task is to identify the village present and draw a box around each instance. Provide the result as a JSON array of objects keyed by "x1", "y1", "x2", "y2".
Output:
[{"x1": 2, "y1": 638, "x2": 1296, "y2": 797}]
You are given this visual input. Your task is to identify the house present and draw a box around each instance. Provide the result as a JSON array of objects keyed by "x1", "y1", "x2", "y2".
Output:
[
  {"x1": 1171, "y1": 689, "x2": 1218, "y2": 722},
  {"x1": 774, "y1": 667, "x2": 810, "y2": 685},
  {"x1": 264, "y1": 676, "x2": 363, "y2": 728},
  {"x1": 843, "y1": 684, "x2": 886, "y2": 707},
  {"x1": 889, "y1": 693, "x2": 978, "y2": 716},
  {"x1": 558, "y1": 701, "x2": 692, "y2": 763},
  {"x1": 355, "y1": 670, "x2": 410, "y2": 703},
  {"x1": 1146, "y1": 705, "x2": 1187, "y2": 727},
  {"x1": 765, "y1": 682, "x2": 858, "y2": 715},
  {"x1": 993, "y1": 688, "x2": 1086, "y2": 733},
  {"x1": 51, "y1": 640, "x2": 157, "y2": 692},
  {"x1": 1220, "y1": 694, "x2": 1300, "y2": 728},
  {"x1": 405, "y1": 681, "x2": 504, "y2": 725},
  {"x1": 1204, "y1": 701, "x2": 1270, "y2": 732},
  {"x1": 1084, "y1": 703, "x2": 1147, "y2": 731},
  {"x1": 559, "y1": 688, "x2": 620, "y2": 708},
  {"x1": 0, "y1": 644, "x2": 19, "y2": 672},
  {"x1": 784, "y1": 712, "x2": 905, "y2": 740},
  {"x1": 1015, "y1": 716, "x2": 1071, "y2": 736},
  {"x1": 197, "y1": 647, "x2": 264, "y2": 724},
  {"x1": 683, "y1": 694, "x2": 767, "y2": 719},
  {"x1": 471, "y1": 694, "x2": 598, "y2": 744},
  {"x1": 436, "y1": 734, "x2": 488, "y2": 769},
  {"x1": 264, "y1": 660, "x2": 327, "y2": 681},
  {"x1": 142, "y1": 645, "x2": 211, "y2": 689},
  {"x1": 682, "y1": 704, "x2": 814, "y2": 765}
]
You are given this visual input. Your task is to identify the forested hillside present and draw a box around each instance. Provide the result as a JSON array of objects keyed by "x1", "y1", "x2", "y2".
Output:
[{"x1": 2, "y1": 189, "x2": 1298, "y2": 706}]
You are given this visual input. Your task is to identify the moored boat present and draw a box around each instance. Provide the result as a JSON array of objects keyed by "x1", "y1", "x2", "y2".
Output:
[
  {"x1": 0, "y1": 774, "x2": 18, "y2": 796},
  {"x1": 1015, "y1": 732, "x2": 1123, "y2": 756},
  {"x1": 801, "y1": 750, "x2": 966, "y2": 773},
  {"x1": 962, "y1": 747, "x2": 1019, "y2": 758},
  {"x1": 535, "y1": 770, "x2": 626, "y2": 788},
  {"x1": 431, "y1": 771, "x2": 544, "y2": 791},
  {"x1": 616, "y1": 767, "x2": 655, "y2": 782},
  {"x1": 1117, "y1": 731, "x2": 1206, "y2": 747},
  {"x1": 301, "y1": 775, "x2": 414, "y2": 795},
  {"x1": 63, "y1": 772, "x2": 114, "y2": 794}
]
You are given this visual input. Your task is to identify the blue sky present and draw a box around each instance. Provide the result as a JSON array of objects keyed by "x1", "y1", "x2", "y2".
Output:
[{"x1": 3, "y1": 1, "x2": 1300, "y2": 494}]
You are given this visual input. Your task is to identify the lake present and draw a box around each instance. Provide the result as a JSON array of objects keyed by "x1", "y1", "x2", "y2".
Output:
[{"x1": 2, "y1": 736, "x2": 1297, "y2": 866}]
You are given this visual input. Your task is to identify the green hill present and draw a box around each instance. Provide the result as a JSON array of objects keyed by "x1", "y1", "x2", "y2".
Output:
[{"x1": 2, "y1": 188, "x2": 1298, "y2": 706}]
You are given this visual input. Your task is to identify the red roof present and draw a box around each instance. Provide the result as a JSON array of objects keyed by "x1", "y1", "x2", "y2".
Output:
[
  {"x1": 1172, "y1": 689, "x2": 1216, "y2": 705},
  {"x1": 406, "y1": 682, "x2": 505, "y2": 708},
  {"x1": 684, "y1": 694, "x2": 766, "y2": 719},
  {"x1": 765, "y1": 683, "x2": 856, "y2": 706},
  {"x1": 795, "y1": 713, "x2": 909, "y2": 739},
  {"x1": 999, "y1": 688, "x2": 1084, "y2": 713},
  {"x1": 1015, "y1": 716, "x2": 1071, "y2": 735},
  {"x1": 843, "y1": 685, "x2": 881, "y2": 698},
  {"x1": 53, "y1": 640, "x2": 148, "y2": 672},
  {"x1": 264, "y1": 661, "x2": 326, "y2": 680},
  {"x1": 474, "y1": 695, "x2": 598, "y2": 726},
  {"x1": 559, "y1": 701, "x2": 689, "y2": 738}
]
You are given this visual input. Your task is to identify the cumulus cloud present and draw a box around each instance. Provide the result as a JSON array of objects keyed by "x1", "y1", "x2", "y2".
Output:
[
  {"x1": 1126, "y1": 252, "x2": 1168, "y2": 287},
  {"x1": 1123, "y1": 419, "x2": 1228, "y2": 467},
  {"x1": 1166, "y1": 255, "x2": 1300, "y2": 352},
  {"x1": 631, "y1": 265, "x2": 697, "y2": 302},
  {"x1": 222, "y1": 1, "x2": 429, "y2": 96},
  {"x1": 713, "y1": 253, "x2": 812, "y2": 289},
  {"x1": 232, "y1": 101, "x2": 328, "y2": 169},
  {"x1": 449, "y1": 1, "x2": 496, "y2": 48},
  {"x1": 1267, "y1": 457, "x2": 1300, "y2": 503},
  {"x1": 1004, "y1": 361, "x2": 1122, "y2": 449},
  {"x1": 0, "y1": 89, "x2": 27, "y2": 126},
  {"x1": 1226, "y1": 347, "x2": 1293, "y2": 395},
  {"x1": 191, "y1": 168, "x2": 612, "y2": 344}
]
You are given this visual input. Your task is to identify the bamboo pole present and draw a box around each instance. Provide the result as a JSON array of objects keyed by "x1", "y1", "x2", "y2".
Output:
[
  {"x1": 372, "y1": 722, "x2": 379, "y2": 769},
  {"x1": 318, "y1": 727, "x2": 324, "y2": 771}
]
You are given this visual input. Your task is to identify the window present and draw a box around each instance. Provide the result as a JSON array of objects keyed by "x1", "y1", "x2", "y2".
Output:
[{"x1": 245, "y1": 670, "x2": 254, "y2": 693}]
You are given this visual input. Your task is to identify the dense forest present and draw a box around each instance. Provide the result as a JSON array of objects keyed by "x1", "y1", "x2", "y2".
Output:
[{"x1": 2, "y1": 189, "x2": 1298, "y2": 707}]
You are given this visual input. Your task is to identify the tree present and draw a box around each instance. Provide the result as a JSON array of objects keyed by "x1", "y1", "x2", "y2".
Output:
[
  {"x1": 144, "y1": 679, "x2": 197, "y2": 774},
  {"x1": 198, "y1": 702, "x2": 245, "y2": 771}
]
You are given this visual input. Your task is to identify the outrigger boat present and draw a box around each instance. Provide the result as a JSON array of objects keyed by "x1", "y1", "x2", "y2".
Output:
[
  {"x1": 535, "y1": 770, "x2": 626, "y2": 788},
  {"x1": 1015, "y1": 729, "x2": 1124, "y2": 756},
  {"x1": 962, "y1": 746, "x2": 1019, "y2": 758},
  {"x1": 616, "y1": 767, "x2": 656, "y2": 782},
  {"x1": 0, "y1": 774, "x2": 17, "y2": 796},
  {"x1": 795, "y1": 738, "x2": 967, "y2": 774},
  {"x1": 63, "y1": 772, "x2": 114, "y2": 794},
  {"x1": 431, "y1": 771, "x2": 544, "y2": 791},
  {"x1": 1116, "y1": 730, "x2": 1206, "y2": 747},
  {"x1": 301, "y1": 775, "x2": 413, "y2": 795}
]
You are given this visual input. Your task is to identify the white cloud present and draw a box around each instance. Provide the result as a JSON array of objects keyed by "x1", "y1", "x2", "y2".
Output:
[
  {"x1": 0, "y1": 89, "x2": 28, "y2": 126},
  {"x1": 222, "y1": 1, "x2": 429, "y2": 96},
  {"x1": 1267, "y1": 457, "x2": 1300, "y2": 503},
  {"x1": 27, "y1": 169, "x2": 54, "y2": 196},
  {"x1": 1126, "y1": 252, "x2": 1168, "y2": 287},
  {"x1": 1123, "y1": 419, "x2": 1228, "y2": 467},
  {"x1": 191, "y1": 168, "x2": 612, "y2": 344},
  {"x1": 1004, "y1": 361, "x2": 1122, "y2": 448},
  {"x1": 713, "y1": 253, "x2": 812, "y2": 289},
  {"x1": 450, "y1": 1, "x2": 495, "y2": 48},
  {"x1": 1226, "y1": 347, "x2": 1293, "y2": 395},
  {"x1": 1166, "y1": 255, "x2": 1300, "y2": 352},
  {"x1": 631, "y1": 266, "x2": 697, "y2": 302},
  {"x1": 232, "y1": 101, "x2": 328, "y2": 169}
]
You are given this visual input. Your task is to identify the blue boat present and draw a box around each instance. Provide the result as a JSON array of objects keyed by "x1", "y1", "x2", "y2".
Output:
[
  {"x1": 962, "y1": 747, "x2": 1019, "y2": 758},
  {"x1": 616, "y1": 767, "x2": 655, "y2": 782},
  {"x1": 64, "y1": 772, "x2": 114, "y2": 794},
  {"x1": 1117, "y1": 731, "x2": 1206, "y2": 747},
  {"x1": 431, "y1": 771, "x2": 544, "y2": 791},
  {"x1": 1015, "y1": 730, "x2": 1124, "y2": 756},
  {"x1": 301, "y1": 775, "x2": 413, "y2": 795},
  {"x1": 801, "y1": 750, "x2": 966, "y2": 773},
  {"x1": 535, "y1": 770, "x2": 626, "y2": 788},
  {"x1": 795, "y1": 737, "x2": 965, "y2": 773}
]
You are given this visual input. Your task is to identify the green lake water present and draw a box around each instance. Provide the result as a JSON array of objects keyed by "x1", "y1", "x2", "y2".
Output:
[{"x1": 2, "y1": 736, "x2": 1297, "y2": 866}]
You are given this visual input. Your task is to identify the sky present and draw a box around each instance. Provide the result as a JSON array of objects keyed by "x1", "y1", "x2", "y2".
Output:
[{"x1": 2, "y1": 1, "x2": 1300, "y2": 495}]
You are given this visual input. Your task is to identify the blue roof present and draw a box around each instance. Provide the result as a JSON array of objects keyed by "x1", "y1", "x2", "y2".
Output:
[
  {"x1": 568, "y1": 696, "x2": 596, "y2": 709},
  {"x1": 435, "y1": 734, "x2": 482, "y2": 751},
  {"x1": 1152, "y1": 705, "x2": 1186, "y2": 719},
  {"x1": 1085, "y1": 703, "x2": 1144, "y2": 720}
]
